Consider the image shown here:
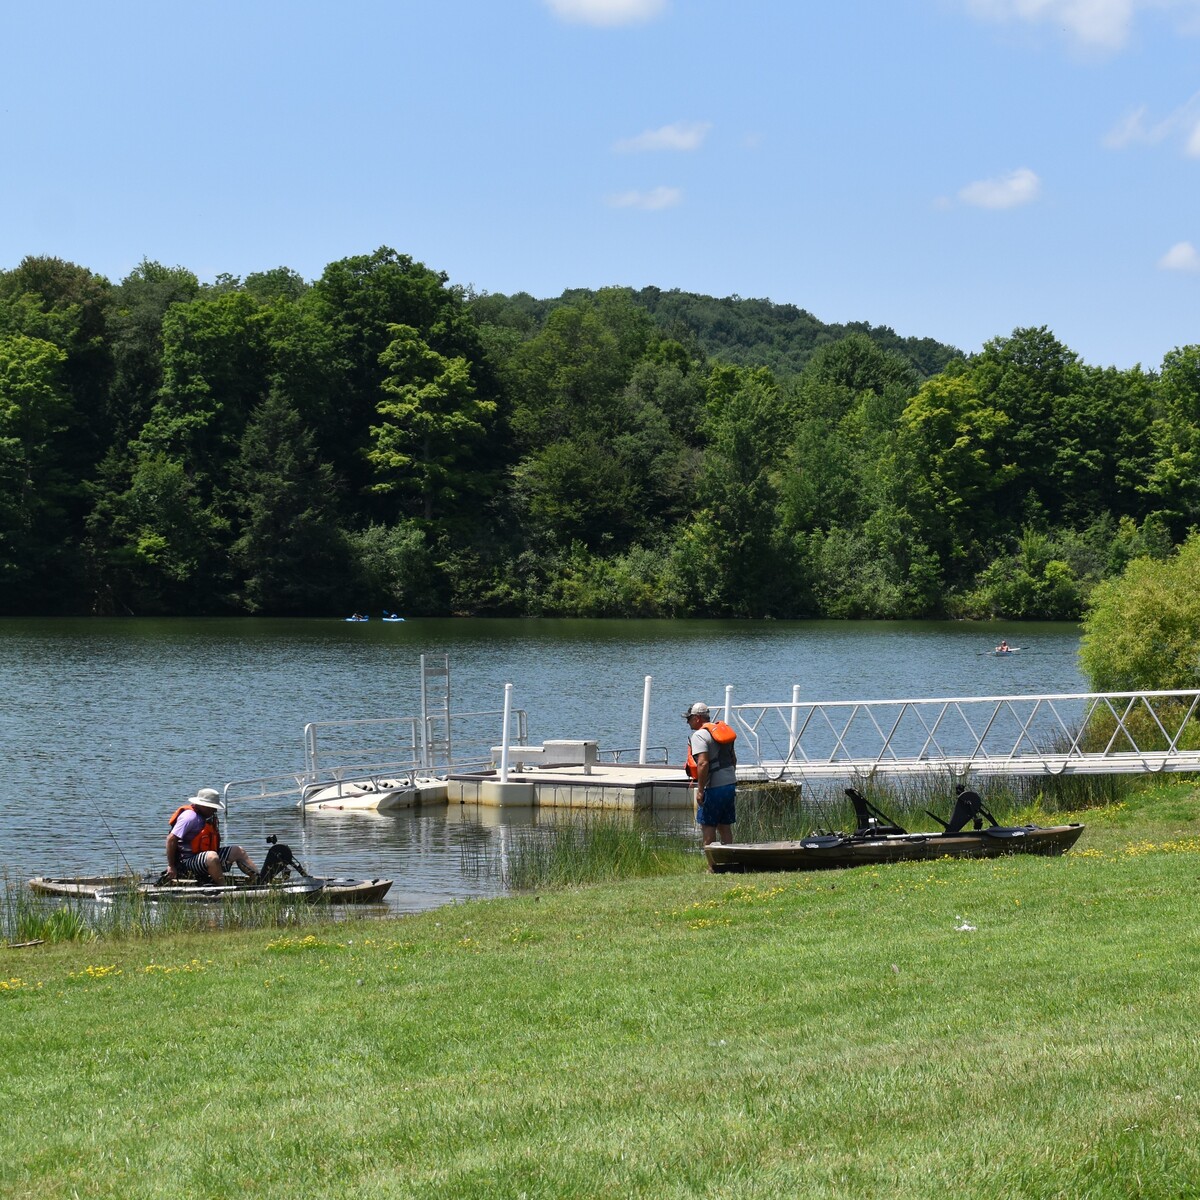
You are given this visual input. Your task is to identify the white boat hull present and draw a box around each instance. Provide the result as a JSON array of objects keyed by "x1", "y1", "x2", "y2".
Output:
[{"x1": 302, "y1": 778, "x2": 417, "y2": 811}]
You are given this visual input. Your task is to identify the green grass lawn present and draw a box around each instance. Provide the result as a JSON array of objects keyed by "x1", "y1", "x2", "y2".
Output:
[{"x1": 3, "y1": 783, "x2": 1200, "y2": 1199}]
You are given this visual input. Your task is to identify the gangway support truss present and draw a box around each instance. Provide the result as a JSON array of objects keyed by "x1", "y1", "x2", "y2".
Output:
[{"x1": 727, "y1": 688, "x2": 1200, "y2": 782}]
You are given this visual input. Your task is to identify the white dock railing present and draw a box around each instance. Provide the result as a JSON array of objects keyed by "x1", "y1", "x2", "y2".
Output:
[
  {"x1": 303, "y1": 708, "x2": 529, "y2": 782},
  {"x1": 721, "y1": 689, "x2": 1200, "y2": 782}
]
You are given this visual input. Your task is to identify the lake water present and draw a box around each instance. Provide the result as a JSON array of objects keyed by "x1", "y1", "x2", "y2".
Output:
[{"x1": 0, "y1": 617, "x2": 1086, "y2": 911}]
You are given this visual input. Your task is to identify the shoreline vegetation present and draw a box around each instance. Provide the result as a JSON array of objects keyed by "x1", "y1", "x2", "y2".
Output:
[
  {"x1": 6, "y1": 776, "x2": 1121, "y2": 946},
  {"x1": 4, "y1": 778, "x2": 1198, "y2": 1197},
  {"x1": 3, "y1": 251, "x2": 1199, "y2": 622}
]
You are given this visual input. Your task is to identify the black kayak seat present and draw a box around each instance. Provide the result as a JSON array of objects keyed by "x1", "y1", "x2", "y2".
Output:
[
  {"x1": 845, "y1": 787, "x2": 907, "y2": 835},
  {"x1": 942, "y1": 785, "x2": 1002, "y2": 833}
]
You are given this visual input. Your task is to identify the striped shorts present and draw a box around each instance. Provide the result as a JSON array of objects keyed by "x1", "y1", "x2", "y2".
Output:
[{"x1": 178, "y1": 846, "x2": 237, "y2": 881}]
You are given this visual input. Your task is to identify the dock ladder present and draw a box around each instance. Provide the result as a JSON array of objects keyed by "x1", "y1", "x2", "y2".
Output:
[{"x1": 420, "y1": 653, "x2": 452, "y2": 770}]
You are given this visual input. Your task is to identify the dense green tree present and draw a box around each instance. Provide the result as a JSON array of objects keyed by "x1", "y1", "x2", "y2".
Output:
[
  {"x1": 807, "y1": 524, "x2": 905, "y2": 618},
  {"x1": 959, "y1": 527, "x2": 1082, "y2": 620},
  {"x1": 1049, "y1": 363, "x2": 1155, "y2": 525},
  {"x1": 505, "y1": 291, "x2": 681, "y2": 553},
  {"x1": 505, "y1": 292, "x2": 649, "y2": 446},
  {"x1": 242, "y1": 266, "x2": 309, "y2": 303},
  {"x1": 347, "y1": 522, "x2": 446, "y2": 615},
  {"x1": 93, "y1": 452, "x2": 228, "y2": 613},
  {"x1": 368, "y1": 324, "x2": 496, "y2": 522},
  {"x1": 970, "y1": 327, "x2": 1084, "y2": 525},
  {"x1": 1079, "y1": 534, "x2": 1200, "y2": 690},
  {"x1": 106, "y1": 260, "x2": 201, "y2": 444},
  {"x1": 0, "y1": 257, "x2": 112, "y2": 422},
  {"x1": 894, "y1": 368, "x2": 1017, "y2": 583},
  {"x1": 0, "y1": 258, "x2": 114, "y2": 547},
  {"x1": 229, "y1": 389, "x2": 350, "y2": 614},
  {"x1": 1143, "y1": 345, "x2": 1200, "y2": 539},
  {"x1": 778, "y1": 336, "x2": 919, "y2": 543},
  {"x1": 0, "y1": 333, "x2": 74, "y2": 608},
  {"x1": 512, "y1": 436, "x2": 639, "y2": 551},
  {"x1": 135, "y1": 290, "x2": 272, "y2": 501},
  {"x1": 310, "y1": 248, "x2": 492, "y2": 515},
  {"x1": 673, "y1": 366, "x2": 793, "y2": 616},
  {"x1": 802, "y1": 331, "x2": 920, "y2": 400}
]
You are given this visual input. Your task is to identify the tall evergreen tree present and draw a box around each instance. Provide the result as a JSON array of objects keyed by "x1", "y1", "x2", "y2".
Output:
[{"x1": 230, "y1": 390, "x2": 350, "y2": 614}]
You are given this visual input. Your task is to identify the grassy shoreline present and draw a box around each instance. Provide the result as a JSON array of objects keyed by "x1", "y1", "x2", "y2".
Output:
[{"x1": 4, "y1": 782, "x2": 1199, "y2": 1199}]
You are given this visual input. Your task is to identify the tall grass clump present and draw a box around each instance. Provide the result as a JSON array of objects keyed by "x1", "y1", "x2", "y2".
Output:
[
  {"x1": 1, "y1": 883, "x2": 91, "y2": 945},
  {"x1": 2, "y1": 878, "x2": 339, "y2": 944},
  {"x1": 475, "y1": 815, "x2": 693, "y2": 890},
  {"x1": 733, "y1": 771, "x2": 1128, "y2": 843}
]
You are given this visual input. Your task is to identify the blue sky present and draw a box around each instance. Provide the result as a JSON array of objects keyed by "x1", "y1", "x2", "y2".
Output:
[{"x1": 3, "y1": 0, "x2": 1198, "y2": 369}]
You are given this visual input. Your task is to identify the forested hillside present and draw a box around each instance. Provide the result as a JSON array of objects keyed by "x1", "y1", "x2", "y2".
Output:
[
  {"x1": 469, "y1": 286, "x2": 962, "y2": 380},
  {"x1": 0, "y1": 248, "x2": 1193, "y2": 619}
]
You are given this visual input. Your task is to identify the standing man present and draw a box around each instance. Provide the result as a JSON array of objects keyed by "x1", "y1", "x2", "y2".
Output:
[{"x1": 684, "y1": 701, "x2": 737, "y2": 846}]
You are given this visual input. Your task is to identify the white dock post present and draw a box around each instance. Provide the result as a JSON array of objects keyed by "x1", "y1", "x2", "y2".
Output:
[
  {"x1": 639, "y1": 675, "x2": 652, "y2": 764},
  {"x1": 499, "y1": 682, "x2": 513, "y2": 783},
  {"x1": 790, "y1": 684, "x2": 801, "y2": 745},
  {"x1": 481, "y1": 681, "x2": 534, "y2": 807},
  {"x1": 724, "y1": 684, "x2": 734, "y2": 722}
]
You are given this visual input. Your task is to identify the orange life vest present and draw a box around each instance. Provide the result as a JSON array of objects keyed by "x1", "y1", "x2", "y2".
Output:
[
  {"x1": 168, "y1": 805, "x2": 220, "y2": 853},
  {"x1": 685, "y1": 720, "x2": 737, "y2": 780}
]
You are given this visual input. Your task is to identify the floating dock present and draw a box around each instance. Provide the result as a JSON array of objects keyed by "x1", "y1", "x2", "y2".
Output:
[{"x1": 448, "y1": 760, "x2": 694, "y2": 811}]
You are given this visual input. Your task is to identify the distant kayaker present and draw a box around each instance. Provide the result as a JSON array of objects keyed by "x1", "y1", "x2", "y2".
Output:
[
  {"x1": 684, "y1": 701, "x2": 738, "y2": 848},
  {"x1": 165, "y1": 789, "x2": 259, "y2": 884},
  {"x1": 997, "y1": 640, "x2": 1010, "y2": 653}
]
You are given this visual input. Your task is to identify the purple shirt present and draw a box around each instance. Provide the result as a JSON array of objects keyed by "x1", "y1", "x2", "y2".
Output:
[{"x1": 170, "y1": 809, "x2": 206, "y2": 846}]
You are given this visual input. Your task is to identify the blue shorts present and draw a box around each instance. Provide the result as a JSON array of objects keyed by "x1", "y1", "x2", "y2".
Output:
[{"x1": 697, "y1": 784, "x2": 736, "y2": 827}]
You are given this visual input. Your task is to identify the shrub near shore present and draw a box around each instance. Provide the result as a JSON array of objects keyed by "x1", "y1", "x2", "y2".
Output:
[{"x1": 2, "y1": 783, "x2": 1199, "y2": 1199}]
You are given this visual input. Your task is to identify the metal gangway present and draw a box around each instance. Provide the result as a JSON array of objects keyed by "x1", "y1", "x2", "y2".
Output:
[
  {"x1": 220, "y1": 654, "x2": 529, "y2": 810},
  {"x1": 718, "y1": 687, "x2": 1200, "y2": 783}
]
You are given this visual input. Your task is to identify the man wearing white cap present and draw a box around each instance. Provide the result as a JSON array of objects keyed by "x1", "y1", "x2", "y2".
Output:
[
  {"x1": 165, "y1": 788, "x2": 259, "y2": 884},
  {"x1": 683, "y1": 702, "x2": 738, "y2": 846}
]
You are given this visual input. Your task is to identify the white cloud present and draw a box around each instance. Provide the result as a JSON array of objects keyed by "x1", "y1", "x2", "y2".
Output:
[
  {"x1": 1104, "y1": 104, "x2": 1155, "y2": 147},
  {"x1": 957, "y1": 166, "x2": 1041, "y2": 208},
  {"x1": 613, "y1": 121, "x2": 711, "y2": 153},
  {"x1": 962, "y1": 1, "x2": 1200, "y2": 52},
  {"x1": 1159, "y1": 241, "x2": 1200, "y2": 270},
  {"x1": 1104, "y1": 91, "x2": 1200, "y2": 152},
  {"x1": 606, "y1": 186, "x2": 683, "y2": 210},
  {"x1": 545, "y1": 0, "x2": 668, "y2": 26}
]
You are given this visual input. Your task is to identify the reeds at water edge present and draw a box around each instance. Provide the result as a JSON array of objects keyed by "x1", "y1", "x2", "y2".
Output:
[{"x1": 1, "y1": 874, "x2": 346, "y2": 945}]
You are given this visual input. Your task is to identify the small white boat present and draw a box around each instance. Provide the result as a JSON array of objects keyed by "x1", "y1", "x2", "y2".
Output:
[
  {"x1": 300, "y1": 775, "x2": 450, "y2": 812},
  {"x1": 301, "y1": 777, "x2": 417, "y2": 811}
]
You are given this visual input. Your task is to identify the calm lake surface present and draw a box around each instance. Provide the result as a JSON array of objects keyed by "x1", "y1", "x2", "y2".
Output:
[{"x1": 0, "y1": 617, "x2": 1086, "y2": 911}]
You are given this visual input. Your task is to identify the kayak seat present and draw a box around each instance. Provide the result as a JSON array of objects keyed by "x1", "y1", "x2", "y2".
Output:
[{"x1": 943, "y1": 786, "x2": 1000, "y2": 833}]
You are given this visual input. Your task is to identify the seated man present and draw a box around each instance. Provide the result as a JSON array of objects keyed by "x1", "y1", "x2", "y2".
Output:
[{"x1": 165, "y1": 788, "x2": 258, "y2": 884}]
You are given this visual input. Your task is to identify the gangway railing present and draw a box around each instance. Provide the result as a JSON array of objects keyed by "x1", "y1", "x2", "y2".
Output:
[
  {"x1": 600, "y1": 745, "x2": 669, "y2": 765},
  {"x1": 220, "y1": 771, "x2": 313, "y2": 809},
  {"x1": 304, "y1": 716, "x2": 423, "y2": 783},
  {"x1": 303, "y1": 708, "x2": 528, "y2": 781},
  {"x1": 720, "y1": 689, "x2": 1200, "y2": 782}
]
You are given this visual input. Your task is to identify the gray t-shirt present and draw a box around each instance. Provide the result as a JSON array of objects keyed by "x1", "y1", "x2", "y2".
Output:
[{"x1": 689, "y1": 725, "x2": 737, "y2": 789}]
